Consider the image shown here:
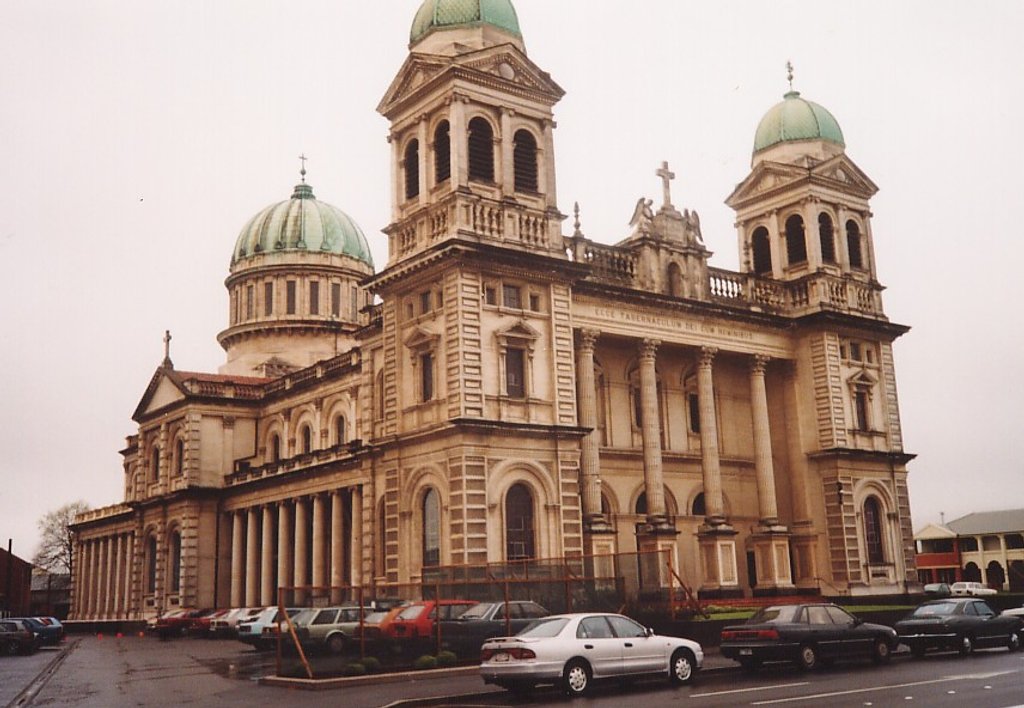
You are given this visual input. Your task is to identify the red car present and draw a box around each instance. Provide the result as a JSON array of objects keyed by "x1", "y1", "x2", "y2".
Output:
[
  {"x1": 382, "y1": 600, "x2": 477, "y2": 641},
  {"x1": 153, "y1": 608, "x2": 210, "y2": 637},
  {"x1": 188, "y1": 609, "x2": 229, "y2": 636}
]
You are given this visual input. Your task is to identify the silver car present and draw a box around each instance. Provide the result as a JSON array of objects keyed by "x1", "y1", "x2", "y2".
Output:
[
  {"x1": 290, "y1": 606, "x2": 369, "y2": 654},
  {"x1": 480, "y1": 612, "x2": 703, "y2": 696}
]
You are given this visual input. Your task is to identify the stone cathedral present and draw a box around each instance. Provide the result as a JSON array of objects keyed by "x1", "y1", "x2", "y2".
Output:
[{"x1": 71, "y1": 0, "x2": 919, "y2": 620}]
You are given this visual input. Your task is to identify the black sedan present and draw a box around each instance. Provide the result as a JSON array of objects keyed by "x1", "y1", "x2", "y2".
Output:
[
  {"x1": 439, "y1": 600, "x2": 549, "y2": 658},
  {"x1": 894, "y1": 598, "x2": 1022, "y2": 657},
  {"x1": 720, "y1": 603, "x2": 899, "y2": 670}
]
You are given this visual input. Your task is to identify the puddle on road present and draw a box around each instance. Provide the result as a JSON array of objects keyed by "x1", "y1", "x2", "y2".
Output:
[{"x1": 195, "y1": 654, "x2": 276, "y2": 682}]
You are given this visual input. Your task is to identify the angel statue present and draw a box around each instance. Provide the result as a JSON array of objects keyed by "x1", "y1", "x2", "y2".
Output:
[{"x1": 629, "y1": 197, "x2": 655, "y2": 236}]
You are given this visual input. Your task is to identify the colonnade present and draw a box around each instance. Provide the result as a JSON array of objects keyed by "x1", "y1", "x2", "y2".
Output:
[
  {"x1": 229, "y1": 486, "x2": 363, "y2": 608},
  {"x1": 75, "y1": 532, "x2": 134, "y2": 619}
]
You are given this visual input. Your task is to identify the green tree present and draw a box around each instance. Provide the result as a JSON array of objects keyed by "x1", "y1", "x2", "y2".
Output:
[{"x1": 33, "y1": 501, "x2": 90, "y2": 575}]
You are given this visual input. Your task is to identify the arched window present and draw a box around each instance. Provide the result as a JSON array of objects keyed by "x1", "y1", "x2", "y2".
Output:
[
  {"x1": 150, "y1": 446, "x2": 160, "y2": 482},
  {"x1": 691, "y1": 492, "x2": 706, "y2": 517},
  {"x1": 752, "y1": 226, "x2": 772, "y2": 275},
  {"x1": 863, "y1": 497, "x2": 885, "y2": 564},
  {"x1": 146, "y1": 536, "x2": 158, "y2": 594},
  {"x1": 404, "y1": 139, "x2": 420, "y2": 200},
  {"x1": 422, "y1": 488, "x2": 440, "y2": 568},
  {"x1": 846, "y1": 220, "x2": 863, "y2": 269},
  {"x1": 505, "y1": 483, "x2": 535, "y2": 560},
  {"x1": 513, "y1": 129, "x2": 538, "y2": 193},
  {"x1": 300, "y1": 424, "x2": 312, "y2": 454},
  {"x1": 434, "y1": 121, "x2": 451, "y2": 184},
  {"x1": 818, "y1": 213, "x2": 836, "y2": 263},
  {"x1": 174, "y1": 438, "x2": 185, "y2": 476},
  {"x1": 785, "y1": 214, "x2": 807, "y2": 265},
  {"x1": 268, "y1": 433, "x2": 281, "y2": 463},
  {"x1": 467, "y1": 117, "x2": 494, "y2": 182},
  {"x1": 963, "y1": 561, "x2": 981, "y2": 582},
  {"x1": 986, "y1": 561, "x2": 1005, "y2": 589},
  {"x1": 168, "y1": 531, "x2": 182, "y2": 593},
  {"x1": 334, "y1": 415, "x2": 346, "y2": 447},
  {"x1": 635, "y1": 492, "x2": 647, "y2": 516}
]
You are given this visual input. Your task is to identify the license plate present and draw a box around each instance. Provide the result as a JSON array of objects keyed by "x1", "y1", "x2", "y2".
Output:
[
  {"x1": 493, "y1": 652, "x2": 510, "y2": 662},
  {"x1": 739, "y1": 649, "x2": 752, "y2": 656}
]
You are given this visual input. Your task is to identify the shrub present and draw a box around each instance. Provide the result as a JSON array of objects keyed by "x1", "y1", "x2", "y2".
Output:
[
  {"x1": 361, "y1": 656, "x2": 382, "y2": 673},
  {"x1": 414, "y1": 654, "x2": 438, "y2": 670},
  {"x1": 343, "y1": 663, "x2": 367, "y2": 677},
  {"x1": 435, "y1": 650, "x2": 457, "y2": 667}
]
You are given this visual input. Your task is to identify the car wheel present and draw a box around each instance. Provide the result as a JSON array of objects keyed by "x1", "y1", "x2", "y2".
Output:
[
  {"x1": 872, "y1": 638, "x2": 892, "y2": 664},
  {"x1": 562, "y1": 658, "x2": 591, "y2": 697},
  {"x1": 1008, "y1": 632, "x2": 1020, "y2": 653},
  {"x1": 796, "y1": 643, "x2": 818, "y2": 671},
  {"x1": 327, "y1": 634, "x2": 346, "y2": 655},
  {"x1": 957, "y1": 634, "x2": 974, "y2": 657},
  {"x1": 669, "y1": 648, "x2": 695, "y2": 685}
]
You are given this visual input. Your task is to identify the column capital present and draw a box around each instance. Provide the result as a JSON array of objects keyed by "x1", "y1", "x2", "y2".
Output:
[
  {"x1": 749, "y1": 354, "x2": 770, "y2": 375},
  {"x1": 577, "y1": 328, "x2": 600, "y2": 352},
  {"x1": 638, "y1": 338, "x2": 661, "y2": 361},
  {"x1": 698, "y1": 346, "x2": 718, "y2": 369}
]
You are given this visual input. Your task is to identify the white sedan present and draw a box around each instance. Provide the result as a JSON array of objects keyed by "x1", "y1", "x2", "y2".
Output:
[
  {"x1": 480, "y1": 612, "x2": 703, "y2": 696},
  {"x1": 951, "y1": 581, "x2": 998, "y2": 596}
]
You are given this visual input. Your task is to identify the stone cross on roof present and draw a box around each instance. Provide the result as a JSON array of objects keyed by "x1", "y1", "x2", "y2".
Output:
[
  {"x1": 656, "y1": 161, "x2": 675, "y2": 210},
  {"x1": 162, "y1": 329, "x2": 174, "y2": 369}
]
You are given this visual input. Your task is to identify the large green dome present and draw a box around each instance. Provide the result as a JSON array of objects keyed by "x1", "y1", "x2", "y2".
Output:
[
  {"x1": 753, "y1": 91, "x2": 845, "y2": 153},
  {"x1": 231, "y1": 181, "x2": 373, "y2": 268},
  {"x1": 410, "y1": 0, "x2": 521, "y2": 44}
]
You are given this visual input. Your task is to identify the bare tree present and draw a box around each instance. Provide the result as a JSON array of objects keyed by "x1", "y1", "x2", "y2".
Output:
[{"x1": 33, "y1": 501, "x2": 90, "y2": 575}]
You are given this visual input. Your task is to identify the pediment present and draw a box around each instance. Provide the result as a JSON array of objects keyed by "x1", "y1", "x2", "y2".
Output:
[
  {"x1": 378, "y1": 46, "x2": 564, "y2": 116},
  {"x1": 133, "y1": 369, "x2": 187, "y2": 421},
  {"x1": 810, "y1": 154, "x2": 878, "y2": 197},
  {"x1": 403, "y1": 326, "x2": 440, "y2": 350},
  {"x1": 726, "y1": 162, "x2": 808, "y2": 206},
  {"x1": 847, "y1": 369, "x2": 878, "y2": 387},
  {"x1": 495, "y1": 319, "x2": 541, "y2": 341}
]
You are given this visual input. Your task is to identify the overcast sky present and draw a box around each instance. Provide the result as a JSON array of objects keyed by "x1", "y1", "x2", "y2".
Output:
[{"x1": 2, "y1": 0, "x2": 1022, "y2": 562}]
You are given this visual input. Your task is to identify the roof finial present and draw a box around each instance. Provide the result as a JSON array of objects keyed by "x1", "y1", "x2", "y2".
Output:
[
  {"x1": 656, "y1": 160, "x2": 675, "y2": 210},
  {"x1": 162, "y1": 329, "x2": 174, "y2": 369},
  {"x1": 298, "y1": 153, "x2": 308, "y2": 183},
  {"x1": 786, "y1": 60, "x2": 794, "y2": 92},
  {"x1": 572, "y1": 201, "x2": 583, "y2": 237}
]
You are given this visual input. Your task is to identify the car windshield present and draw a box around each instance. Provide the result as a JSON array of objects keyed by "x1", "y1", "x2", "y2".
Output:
[
  {"x1": 518, "y1": 618, "x2": 569, "y2": 638},
  {"x1": 291, "y1": 609, "x2": 317, "y2": 625},
  {"x1": 912, "y1": 602, "x2": 958, "y2": 617},
  {"x1": 397, "y1": 605, "x2": 427, "y2": 620},
  {"x1": 458, "y1": 603, "x2": 495, "y2": 620},
  {"x1": 748, "y1": 606, "x2": 802, "y2": 624}
]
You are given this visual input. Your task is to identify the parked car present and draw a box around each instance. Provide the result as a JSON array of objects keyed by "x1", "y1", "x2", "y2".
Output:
[
  {"x1": 1003, "y1": 603, "x2": 1024, "y2": 619},
  {"x1": 352, "y1": 605, "x2": 407, "y2": 645},
  {"x1": 236, "y1": 607, "x2": 302, "y2": 650},
  {"x1": 12, "y1": 617, "x2": 63, "y2": 646},
  {"x1": 923, "y1": 583, "x2": 952, "y2": 597},
  {"x1": 719, "y1": 603, "x2": 899, "y2": 670},
  {"x1": 210, "y1": 607, "x2": 262, "y2": 638},
  {"x1": 189, "y1": 608, "x2": 229, "y2": 636},
  {"x1": 153, "y1": 608, "x2": 209, "y2": 637},
  {"x1": 0, "y1": 619, "x2": 41, "y2": 656},
  {"x1": 480, "y1": 612, "x2": 703, "y2": 696},
  {"x1": 441, "y1": 600, "x2": 549, "y2": 657},
  {"x1": 291, "y1": 605, "x2": 370, "y2": 654},
  {"x1": 894, "y1": 598, "x2": 1022, "y2": 657},
  {"x1": 383, "y1": 599, "x2": 478, "y2": 642},
  {"x1": 950, "y1": 581, "x2": 997, "y2": 596}
]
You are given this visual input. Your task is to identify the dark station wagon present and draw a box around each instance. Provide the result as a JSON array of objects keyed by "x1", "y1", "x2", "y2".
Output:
[{"x1": 720, "y1": 603, "x2": 899, "y2": 670}]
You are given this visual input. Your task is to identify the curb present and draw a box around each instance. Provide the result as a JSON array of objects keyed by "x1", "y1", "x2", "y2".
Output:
[
  {"x1": 259, "y1": 664, "x2": 480, "y2": 690},
  {"x1": 6, "y1": 639, "x2": 78, "y2": 708}
]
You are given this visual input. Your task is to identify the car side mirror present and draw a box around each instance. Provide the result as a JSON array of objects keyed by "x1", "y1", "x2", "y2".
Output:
[
  {"x1": 646, "y1": 627, "x2": 655, "y2": 637},
  {"x1": 852, "y1": 617, "x2": 863, "y2": 626}
]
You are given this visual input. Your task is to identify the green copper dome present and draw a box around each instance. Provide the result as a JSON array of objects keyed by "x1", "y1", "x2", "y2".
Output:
[
  {"x1": 410, "y1": 0, "x2": 522, "y2": 44},
  {"x1": 232, "y1": 181, "x2": 373, "y2": 268},
  {"x1": 753, "y1": 91, "x2": 845, "y2": 153}
]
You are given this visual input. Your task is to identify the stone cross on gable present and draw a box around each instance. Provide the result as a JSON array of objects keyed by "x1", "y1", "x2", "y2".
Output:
[
  {"x1": 162, "y1": 329, "x2": 174, "y2": 369},
  {"x1": 656, "y1": 161, "x2": 675, "y2": 210}
]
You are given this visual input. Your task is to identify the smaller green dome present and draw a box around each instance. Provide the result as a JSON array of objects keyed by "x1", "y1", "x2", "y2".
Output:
[
  {"x1": 753, "y1": 91, "x2": 845, "y2": 153},
  {"x1": 410, "y1": 0, "x2": 522, "y2": 44},
  {"x1": 232, "y1": 181, "x2": 373, "y2": 268}
]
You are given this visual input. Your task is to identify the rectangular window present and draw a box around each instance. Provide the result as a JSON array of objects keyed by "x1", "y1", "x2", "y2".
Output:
[
  {"x1": 850, "y1": 342, "x2": 862, "y2": 361},
  {"x1": 529, "y1": 293, "x2": 540, "y2": 312},
  {"x1": 286, "y1": 280, "x2": 297, "y2": 314},
  {"x1": 264, "y1": 282, "x2": 274, "y2": 316},
  {"x1": 331, "y1": 283, "x2": 341, "y2": 317},
  {"x1": 245, "y1": 285, "x2": 254, "y2": 320},
  {"x1": 435, "y1": 289, "x2": 443, "y2": 308},
  {"x1": 420, "y1": 291, "x2": 431, "y2": 314},
  {"x1": 502, "y1": 284, "x2": 521, "y2": 309},
  {"x1": 420, "y1": 352, "x2": 434, "y2": 402},
  {"x1": 688, "y1": 393, "x2": 701, "y2": 434},
  {"x1": 351, "y1": 286, "x2": 358, "y2": 319},
  {"x1": 506, "y1": 348, "x2": 525, "y2": 398},
  {"x1": 309, "y1": 281, "x2": 320, "y2": 315},
  {"x1": 484, "y1": 286, "x2": 497, "y2": 306},
  {"x1": 854, "y1": 390, "x2": 870, "y2": 431}
]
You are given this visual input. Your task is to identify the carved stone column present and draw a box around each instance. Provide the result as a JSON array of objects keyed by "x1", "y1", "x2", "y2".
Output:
[
  {"x1": 331, "y1": 490, "x2": 345, "y2": 603},
  {"x1": 113, "y1": 534, "x2": 124, "y2": 618},
  {"x1": 312, "y1": 494, "x2": 327, "y2": 591},
  {"x1": 277, "y1": 501, "x2": 293, "y2": 603},
  {"x1": 230, "y1": 511, "x2": 244, "y2": 608},
  {"x1": 576, "y1": 329, "x2": 609, "y2": 531},
  {"x1": 750, "y1": 355, "x2": 780, "y2": 526},
  {"x1": 638, "y1": 338, "x2": 667, "y2": 525},
  {"x1": 697, "y1": 347, "x2": 726, "y2": 525},
  {"x1": 350, "y1": 487, "x2": 363, "y2": 589},
  {"x1": 260, "y1": 505, "x2": 275, "y2": 606},
  {"x1": 294, "y1": 497, "x2": 309, "y2": 605},
  {"x1": 245, "y1": 507, "x2": 259, "y2": 607}
]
